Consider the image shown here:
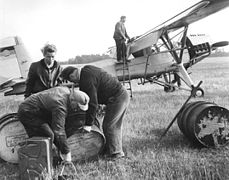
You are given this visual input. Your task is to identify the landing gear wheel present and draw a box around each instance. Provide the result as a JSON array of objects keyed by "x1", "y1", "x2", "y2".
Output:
[
  {"x1": 164, "y1": 86, "x2": 175, "y2": 92},
  {"x1": 194, "y1": 87, "x2": 204, "y2": 97}
]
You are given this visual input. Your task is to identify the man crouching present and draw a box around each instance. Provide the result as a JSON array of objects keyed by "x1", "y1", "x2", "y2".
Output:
[{"x1": 17, "y1": 86, "x2": 89, "y2": 162}]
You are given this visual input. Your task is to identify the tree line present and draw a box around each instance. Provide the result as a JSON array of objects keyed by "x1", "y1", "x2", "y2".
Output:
[
  {"x1": 210, "y1": 51, "x2": 229, "y2": 57},
  {"x1": 59, "y1": 54, "x2": 111, "y2": 65}
]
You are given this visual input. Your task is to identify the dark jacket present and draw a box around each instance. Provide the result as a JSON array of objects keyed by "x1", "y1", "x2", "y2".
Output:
[
  {"x1": 18, "y1": 87, "x2": 71, "y2": 154},
  {"x1": 113, "y1": 21, "x2": 129, "y2": 40},
  {"x1": 79, "y1": 65, "x2": 123, "y2": 126},
  {"x1": 24, "y1": 59, "x2": 62, "y2": 98}
]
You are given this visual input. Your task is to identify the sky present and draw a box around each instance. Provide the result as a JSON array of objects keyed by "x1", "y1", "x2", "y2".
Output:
[{"x1": 0, "y1": 0, "x2": 229, "y2": 62}]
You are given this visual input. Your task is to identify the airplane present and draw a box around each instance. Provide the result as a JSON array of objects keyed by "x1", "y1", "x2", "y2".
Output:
[{"x1": 0, "y1": 0, "x2": 229, "y2": 98}]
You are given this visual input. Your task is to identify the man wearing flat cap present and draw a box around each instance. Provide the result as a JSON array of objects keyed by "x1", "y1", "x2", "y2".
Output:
[
  {"x1": 18, "y1": 86, "x2": 89, "y2": 162},
  {"x1": 60, "y1": 65, "x2": 130, "y2": 160},
  {"x1": 113, "y1": 16, "x2": 130, "y2": 62}
]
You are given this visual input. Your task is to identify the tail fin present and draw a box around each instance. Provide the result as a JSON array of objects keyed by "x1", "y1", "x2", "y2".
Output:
[{"x1": 0, "y1": 36, "x2": 32, "y2": 79}]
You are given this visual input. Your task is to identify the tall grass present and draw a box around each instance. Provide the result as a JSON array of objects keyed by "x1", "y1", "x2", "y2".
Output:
[{"x1": 0, "y1": 57, "x2": 229, "y2": 180}]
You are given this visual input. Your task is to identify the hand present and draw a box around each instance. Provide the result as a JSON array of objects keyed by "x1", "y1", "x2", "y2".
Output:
[
  {"x1": 60, "y1": 152, "x2": 72, "y2": 162},
  {"x1": 83, "y1": 126, "x2": 92, "y2": 132}
]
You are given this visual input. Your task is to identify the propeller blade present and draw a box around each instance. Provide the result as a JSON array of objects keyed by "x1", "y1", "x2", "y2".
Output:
[{"x1": 211, "y1": 41, "x2": 229, "y2": 48}]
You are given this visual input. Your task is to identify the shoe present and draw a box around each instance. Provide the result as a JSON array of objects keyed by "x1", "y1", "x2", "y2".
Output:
[
  {"x1": 116, "y1": 60, "x2": 123, "y2": 64},
  {"x1": 116, "y1": 60, "x2": 130, "y2": 64},
  {"x1": 105, "y1": 152, "x2": 125, "y2": 160},
  {"x1": 59, "y1": 152, "x2": 72, "y2": 162},
  {"x1": 126, "y1": 59, "x2": 131, "y2": 62}
]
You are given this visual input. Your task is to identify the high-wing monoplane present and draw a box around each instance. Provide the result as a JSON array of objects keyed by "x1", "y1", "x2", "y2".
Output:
[{"x1": 1, "y1": 0, "x2": 229, "y2": 97}]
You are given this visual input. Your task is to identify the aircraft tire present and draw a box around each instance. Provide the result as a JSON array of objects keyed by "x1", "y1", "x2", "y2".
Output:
[{"x1": 164, "y1": 86, "x2": 175, "y2": 92}]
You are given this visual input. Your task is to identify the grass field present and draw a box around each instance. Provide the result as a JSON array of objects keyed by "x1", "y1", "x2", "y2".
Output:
[{"x1": 0, "y1": 57, "x2": 229, "y2": 180}]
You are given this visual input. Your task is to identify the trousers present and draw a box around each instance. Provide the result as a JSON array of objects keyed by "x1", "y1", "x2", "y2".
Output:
[
  {"x1": 114, "y1": 38, "x2": 127, "y2": 61},
  {"x1": 103, "y1": 87, "x2": 130, "y2": 155}
]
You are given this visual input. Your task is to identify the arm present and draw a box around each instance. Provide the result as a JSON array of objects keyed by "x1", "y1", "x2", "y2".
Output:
[
  {"x1": 24, "y1": 63, "x2": 36, "y2": 98},
  {"x1": 80, "y1": 76, "x2": 98, "y2": 126},
  {"x1": 56, "y1": 65, "x2": 64, "y2": 85},
  {"x1": 51, "y1": 101, "x2": 69, "y2": 154},
  {"x1": 125, "y1": 30, "x2": 130, "y2": 40}
]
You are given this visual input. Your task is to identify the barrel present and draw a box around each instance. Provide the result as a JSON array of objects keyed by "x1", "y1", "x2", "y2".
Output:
[
  {"x1": 0, "y1": 112, "x2": 105, "y2": 163},
  {"x1": 0, "y1": 113, "x2": 28, "y2": 163},
  {"x1": 177, "y1": 101, "x2": 229, "y2": 147},
  {"x1": 177, "y1": 101, "x2": 214, "y2": 138},
  {"x1": 65, "y1": 110, "x2": 105, "y2": 161},
  {"x1": 177, "y1": 101, "x2": 201, "y2": 136},
  {"x1": 67, "y1": 125, "x2": 105, "y2": 162}
]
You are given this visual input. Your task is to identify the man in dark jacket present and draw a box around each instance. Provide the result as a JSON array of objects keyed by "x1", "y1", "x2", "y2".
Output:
[
  {"x1": 18, "y1": 86, "x2": 89, "y2": 162},
  {"x1": 24, "y1": 44, "x2": 62, "y2": 98},
  {"x1": 60, "y1": 65, "x2": 130, "y2": 159},
  {"x1": 113, "y1": 16, "x2": 130, "y2": 62}
]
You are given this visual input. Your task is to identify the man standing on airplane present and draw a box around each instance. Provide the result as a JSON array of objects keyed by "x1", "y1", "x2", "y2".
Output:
[
  {"x1": 24, "y1": 44, "x2": 62, "y2": 98},
  {"x1": 60, "y1": 65, "x2": 130, "y2": 160},
  {"x1": 18, "y1": 86, "x2": 90, "y2": 162},
  {"x1": 113, "y1": 16, "x2": 130, "y2": 62}
]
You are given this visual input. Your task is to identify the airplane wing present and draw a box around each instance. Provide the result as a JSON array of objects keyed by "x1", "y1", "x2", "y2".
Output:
[
  {"x1": 165, "y1": 0, "x2": 229, "y2": 31},
  {"x1": 129, "y1": 0, "x2": 229, "y2": 54},
  {"x1": 3, "y1": 79, "x2": 26, "y2": 96}
]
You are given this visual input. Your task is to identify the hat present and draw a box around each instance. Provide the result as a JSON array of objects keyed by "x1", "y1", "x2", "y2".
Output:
[
  {"x1": 60, "y1": 66, "x2": 77, "y2": 81},
  {"x1": 70, "y1": 89, "x2": 90, "y2": 111}
]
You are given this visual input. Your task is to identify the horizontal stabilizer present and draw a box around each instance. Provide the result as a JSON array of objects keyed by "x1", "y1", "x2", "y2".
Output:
[
  {"x1": 0, "y1": 76, "x2": 14, "y2": 92},
  {"x1": 4, "y1": 81, "x2": 26, "y2": 96}
]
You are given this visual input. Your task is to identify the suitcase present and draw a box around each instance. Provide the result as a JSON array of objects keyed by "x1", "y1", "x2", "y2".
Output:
[{"x1": 18, "y1": 137, "x2": 53, "y2": 180}]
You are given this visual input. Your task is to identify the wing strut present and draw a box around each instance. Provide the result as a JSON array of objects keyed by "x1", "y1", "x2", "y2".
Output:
[
  {"x1": 160, "y1": 26, "x2": 195, "y2": 89},
  {"x1": 179, "y1": 26, "x2": 188, "y2": 60}
]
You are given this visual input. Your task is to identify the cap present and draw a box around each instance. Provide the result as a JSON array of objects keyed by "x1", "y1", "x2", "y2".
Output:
[
  {"x1": 70, "y1": 89, "x2": 90, "y2": 111},
  {"x1": 60, "y1": 66, "x2": 77, "y2": 81}
]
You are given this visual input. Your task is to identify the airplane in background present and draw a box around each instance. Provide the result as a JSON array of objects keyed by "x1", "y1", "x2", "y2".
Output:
[{"x1": 0, "y1": 0, "x2": 229, "y2": 97}]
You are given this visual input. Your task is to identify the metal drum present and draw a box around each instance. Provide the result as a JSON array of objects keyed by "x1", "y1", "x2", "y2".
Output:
[
  {"x1": 177, "y1": 101, "x2": 215, "y2": 140},
  {"x1": 65, "y1": 111, "x2": 105, "y2": 161},
  {"x1": 177, "y1": 101, "x2": 229, "y2": 147},
  {"x1": 65, "y1": 111, "x2": 87, "y2": 138},
  {"x1": 0, "y1": 113, "x2": 28, "y2": 163},
  {"x1": 177, "y1": 101, "x2": 204, "y2": 136},
  {"x1": 67, "y1": 125, "x2": 105, "y2": 162}
]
